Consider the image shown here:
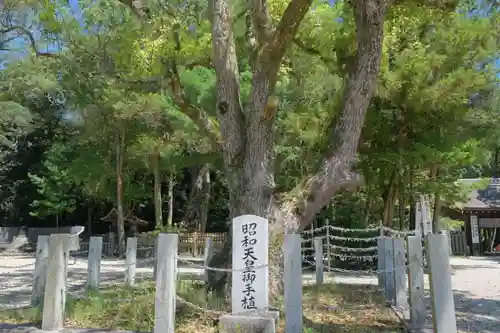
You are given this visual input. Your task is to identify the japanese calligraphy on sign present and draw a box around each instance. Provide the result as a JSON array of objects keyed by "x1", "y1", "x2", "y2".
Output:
[{"x1": 231, "y1": 215, "x2": 269, "y2": 314}]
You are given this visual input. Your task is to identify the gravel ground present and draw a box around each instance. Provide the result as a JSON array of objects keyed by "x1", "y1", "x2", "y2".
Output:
[
  {"x1": 1, "y1": 255, "x2": 499, "y2": 332},
  {"x1": 0, "y1": 254, "x2": 207, "y2": 309},
  {"x1": 448, "y1": 256, "x2": 500, "y2": 333}
]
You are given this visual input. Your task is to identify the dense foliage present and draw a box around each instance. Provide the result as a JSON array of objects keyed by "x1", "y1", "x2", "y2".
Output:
[{"x1": 0, "y1": 0, "x2": 497, "y2": 242}]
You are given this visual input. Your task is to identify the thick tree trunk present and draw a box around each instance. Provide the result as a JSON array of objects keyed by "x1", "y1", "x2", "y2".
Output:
[
  {"x1": 208, "y1": 0, "x2": 390, "y2": 300},
  {"x1": 151, "y1": 152, "x2": 163, "y2": 228},
  {"x1": 182, "y1": 165, "x2": 211, "y2": 231},
  {"x1": 116, "y1": 126, "x2": 126, "y2": 256},
  {"x1": 200, "y1": 168, "x2": 211, "y2": 232}
]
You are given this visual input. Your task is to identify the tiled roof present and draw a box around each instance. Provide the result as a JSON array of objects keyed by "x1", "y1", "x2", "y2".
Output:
[{"x1": 457, "y1": 178, "x2": 500, "y2": 210}]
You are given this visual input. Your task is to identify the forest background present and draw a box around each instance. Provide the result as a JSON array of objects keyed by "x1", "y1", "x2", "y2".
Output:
[{"x1": 0, "y1": 0, "x2": 498, "y2": 253}]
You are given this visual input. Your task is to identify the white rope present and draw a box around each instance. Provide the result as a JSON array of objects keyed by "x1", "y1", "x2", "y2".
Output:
[
  {"x1": 329, "y1": 225, "x2": 381, "y2": 233},
  {"x1": 0, "y1": 261, "x2": 35, "y2": 269},
  {"x1": 328, "y1": 234, "x2": 379, "y2": 242},
  {"x1": 329, "y1": 253, "x2": 378, "y2": 261},
  {"x1": 301, "y1": 224, "x2": 415, "y2": 237},
  {"x1": 177, "y1": 257, "x2": 268, "y2": 273},
  {"x1": 328, "y1": 244, "x2": 378, "y2": 253},
  {"x1": 302, "y1": 258, "x2": 408, "y2": 275}
]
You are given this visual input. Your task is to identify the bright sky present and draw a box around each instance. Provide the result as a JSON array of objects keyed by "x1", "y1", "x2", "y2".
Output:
[{"x1": 1, "y1": 0, "x2": 498, "y2": 74}]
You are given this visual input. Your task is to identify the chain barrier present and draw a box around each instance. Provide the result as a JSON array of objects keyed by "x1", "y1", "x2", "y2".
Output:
[
  {"x1": 0, "y1": 226, "x2": 414, "y2": 313},
  {"x1": 300, "y1": 225, "x2": 415, "y2": 269},
  {"x1": 328, "y1": 234, "x2": 379, "y2": 242},
  {"x1": 301, "y1": 258, "x2": 408, "y2": 275},
  {"x1": 302, "y1": 225, "x2": 415, "y2": 239},
  {"x1": 0, "y1": 261, "x2": 35, "y2": 269},
  {"x1": 175, "y1": 295, "x2": 275, "y2": 317},
  {"x1": 329, "y1": 252, "x2": 378, "y2": 261},
  {"x1": 329, "y1": 244, "x2": 378, "y2": 252},
  {"x1": 177, "y1": 257, "x2": 268, "y2": 273},
  {"x1": 301, "y1": 234, "x2": 379, "y2": 243},
  {"x1": 0, "y1": 280, "x2": 29, "y2": 292}
]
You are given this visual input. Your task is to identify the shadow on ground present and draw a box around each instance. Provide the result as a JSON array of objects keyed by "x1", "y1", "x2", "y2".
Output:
[
  {"x1": 301, "y1": 283, "x2": 405, "y2": 333},
  {"x1": 0, "y1": 257, "x2": 203, "y2": 310},
  {"x1": 421, "y1": 289, "x2": 500, "y2": 332},
  {"x1": 452, "y1": 290, "x2": 500, "y2": 332}
]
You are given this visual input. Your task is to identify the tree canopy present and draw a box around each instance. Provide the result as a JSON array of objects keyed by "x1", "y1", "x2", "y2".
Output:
[{"x1": 0, "y1": 0, "x2": 498, "y2": 272}]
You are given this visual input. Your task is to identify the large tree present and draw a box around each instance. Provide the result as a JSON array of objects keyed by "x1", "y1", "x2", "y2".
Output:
[
  {"x1": 10, "y1": 0, "x2": 467, "y2": 292},
  {"x1": 111, "y1": 0, "x2": 462, "y2": 293}
]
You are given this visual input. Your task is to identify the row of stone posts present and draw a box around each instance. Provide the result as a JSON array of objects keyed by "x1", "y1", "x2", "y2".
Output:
[{"x1": 378, "y1": 233, "x2": 458, "y2": 333}]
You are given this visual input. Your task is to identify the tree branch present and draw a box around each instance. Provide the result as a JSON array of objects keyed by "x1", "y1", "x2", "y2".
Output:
[
  {"x1": 116, "y1": 0, "x2": 143, "y2": 18},
  {"x1": 293, "y1": 38, "x2": 335, "y2": 63},
  {"x1": 116, "y1": 0, "x2": 219, "y2": 149},
  {"x1": 117, "y1": 0, "x2": 178, "y2": 19},
  {"x1": 249, "y1": 0, "x2": 314, "y2": 91},
  {"x1": 265, "y1": 0, "x2": 313, "y2": 63},
  {"x1": 249, "y1": 0, "x2": 272, "y2": 44},
  {"x1": 164, "y1": 60, "x2": 221, "y2": 148},
  {"x1": 0, "y1": 26, "x2": 56, "y2": 57},
  {"x1": 294, "y1": 0, "x2": 388, "y2": 228}
]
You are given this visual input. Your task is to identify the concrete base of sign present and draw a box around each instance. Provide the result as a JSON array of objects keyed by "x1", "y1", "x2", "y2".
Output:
[
  {"x1": 219, "y1": 314, "x2": 276, "y2": 333},
  {"x1": 267, "y1": 308, "x2": 280, "y2": 327}
]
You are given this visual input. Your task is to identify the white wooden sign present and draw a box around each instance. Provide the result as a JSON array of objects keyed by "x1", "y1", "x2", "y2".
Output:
[
  {"x1": 470, "y1": 215, "x2": 479, "y2": 244},
  {"x1": 231, "y1": 215, "x2": 269, "y2": 314}
]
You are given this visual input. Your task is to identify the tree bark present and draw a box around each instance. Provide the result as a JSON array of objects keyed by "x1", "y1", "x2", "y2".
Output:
[
  {"x1": 181, "y1": 165, "x2": 210, "y2": 231},
  {"x1": 208, "y1": 0, "x2": 391, "y2": 298},
  {"x1": 167, "y1": 167, "x2": 174, "y2": 227},
  {"x1": 151, "y1": 152, "x2": 163, "y2": 228},
  {"x1": 409, "y1": 165, "x2": 416, "y2": 230},
  {"x1": 200, "y1": 168, "x2": 211, "y2": 232},
  {"x1": 432, "y1": 184, "x2": 442, "y2": 233},
  {"x1": 398, "y1": 185, "x2": 405, "y2": 230},
  {"x1": 382, "y1": 169, "x2": 398, "y2": 227},
  {"x1": 116, "y1": 125, "x2": 126, "y2": 256},
  {"x1": 398, "y1": 159, "x2": 406, "y2": 230},
  {"x1": 363, "y1": 193, "x2": 373, "y2": 227},
  {"x1": 293, "y1": 1, "x2": 388, "y2": 228},
  {"x1": 430, "y1": 165, "x2": 442, "y2": 233}
]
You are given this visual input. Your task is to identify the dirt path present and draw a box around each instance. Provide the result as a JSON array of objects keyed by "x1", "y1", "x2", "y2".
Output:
[
  {"x1": 2, "y1": 255, "x2": 499, "y2": 332},
  {"x1": 449, "y1": 257, "x2": 500, "y2": 333},
  {"x1": 0, "y1": 254, "x2": 204, "y2": 309}
]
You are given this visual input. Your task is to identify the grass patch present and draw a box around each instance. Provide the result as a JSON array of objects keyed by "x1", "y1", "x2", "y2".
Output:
[
  {"x1": 0, "y1": 282, "x2": 403, "y2": 332},
  {"x1": 300, "y1": 284, "x2": 404, "y2": 332}
]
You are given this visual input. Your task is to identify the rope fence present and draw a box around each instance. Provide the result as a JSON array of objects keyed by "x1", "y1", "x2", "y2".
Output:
[{"x1": 0, "y1": 223, "x2": 457, "y2": 333}]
